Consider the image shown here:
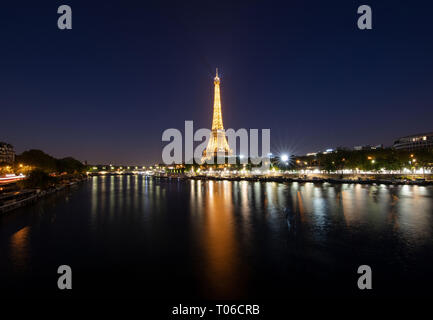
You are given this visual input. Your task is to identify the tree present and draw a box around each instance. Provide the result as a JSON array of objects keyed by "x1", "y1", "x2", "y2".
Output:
[
  {"x1": 16, "y1": 149, "x2": 57, "y2": 171},
  {"x1": 56, "y1": 157, "x2": 85, "y2": 173},
  {"x1": 413, "y1": 150, "x2": 433, "y2": 177},
  {"x1": 19, "y1": 169, "x2": 55, "y2": 189},
  {"x1": 15, "y1": 149, "x2": 85, "y2": 174}
]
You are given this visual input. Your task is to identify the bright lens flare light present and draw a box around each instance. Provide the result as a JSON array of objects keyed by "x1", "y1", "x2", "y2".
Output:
[{"x1": 281, "y1": 154, "x2": 289, "y2": 162}]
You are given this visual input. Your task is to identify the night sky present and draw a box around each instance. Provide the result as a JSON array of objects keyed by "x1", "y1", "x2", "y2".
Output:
[{"x1": 1, "y1": 0, "x2": 433, "y2": 165}]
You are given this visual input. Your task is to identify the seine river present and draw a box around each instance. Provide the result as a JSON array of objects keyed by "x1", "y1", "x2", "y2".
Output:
[{"x1": 1, "y1": 175, "x2": 433, "y2": 298}]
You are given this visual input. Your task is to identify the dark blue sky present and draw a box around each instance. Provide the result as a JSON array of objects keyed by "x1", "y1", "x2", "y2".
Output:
[{"x1": 1, "y1": 0, "x2": 432, "y2": 165}]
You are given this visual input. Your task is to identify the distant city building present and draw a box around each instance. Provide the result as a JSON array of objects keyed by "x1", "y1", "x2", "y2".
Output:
[
  {"x1": 353, "y1": 144, "x2": 383, "y2": 151},
  {"x1": 0, "y1": 142, "x2": 15, "y2": 164},
  {"x1": 306, "y1": 152, "x2": 317, "y2": 157},
  {"x1": 393, "y1": 132, "x2": 433, "y2": 151},
  {"x1": 322, "y1": 148, "x2": 335, "y2": 154},
  {"x1": 304, "y1": 149, "x2": 335, "y2": 156}
]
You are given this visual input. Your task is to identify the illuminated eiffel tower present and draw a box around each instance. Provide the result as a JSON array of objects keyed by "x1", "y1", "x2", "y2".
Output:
[{"x1": 203, "y1": 68, "x2": 232, "y2": 161}]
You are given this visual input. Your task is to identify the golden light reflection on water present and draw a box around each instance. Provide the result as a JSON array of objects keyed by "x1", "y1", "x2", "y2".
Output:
[
  {"x1": 297, "y1": 191, "x2": 305, "y2": 217},
  {"x1": 10, "y1": 226, "x2": 30, "y2": 271},
  {"x1": 193, "y1": 180, "x2": 245, "y2": 299}
]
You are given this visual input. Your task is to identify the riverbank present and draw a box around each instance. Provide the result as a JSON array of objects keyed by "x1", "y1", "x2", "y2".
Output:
[
  {"x1": 152, "y1": 173, "x2": 433, "y2": 186},
  {"x1": 0, "y1": 176, "x2": 89, "y2": 215}
]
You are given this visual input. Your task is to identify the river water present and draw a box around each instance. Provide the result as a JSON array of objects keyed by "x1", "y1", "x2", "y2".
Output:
[{"x1": 1, "y1": 175, "x2": 432, "y2": 298}]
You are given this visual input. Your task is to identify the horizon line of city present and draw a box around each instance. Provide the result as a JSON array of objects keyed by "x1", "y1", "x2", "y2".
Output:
[{"x1": 1, "y1": 130, "x2": 432, "y2": 167}]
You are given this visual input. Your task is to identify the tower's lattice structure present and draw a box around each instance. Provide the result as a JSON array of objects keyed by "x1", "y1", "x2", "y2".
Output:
[{"x1": 203, "y1": 69, "x2": 232, "y2": 161}]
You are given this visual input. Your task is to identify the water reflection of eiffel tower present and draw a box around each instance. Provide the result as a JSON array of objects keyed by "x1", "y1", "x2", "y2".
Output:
[{"x1": 202, "y1": 69, "x2": 232, "y2": 161}]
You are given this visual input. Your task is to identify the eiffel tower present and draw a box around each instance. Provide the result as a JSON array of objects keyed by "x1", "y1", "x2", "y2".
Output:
[{"x1": 202, "y1": 68, "x2": 232, "y2": 161}]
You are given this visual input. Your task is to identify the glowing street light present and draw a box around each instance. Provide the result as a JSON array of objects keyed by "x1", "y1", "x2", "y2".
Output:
[{"x1": 281, "y1": 154, "x2": 289, "y2": 162}]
